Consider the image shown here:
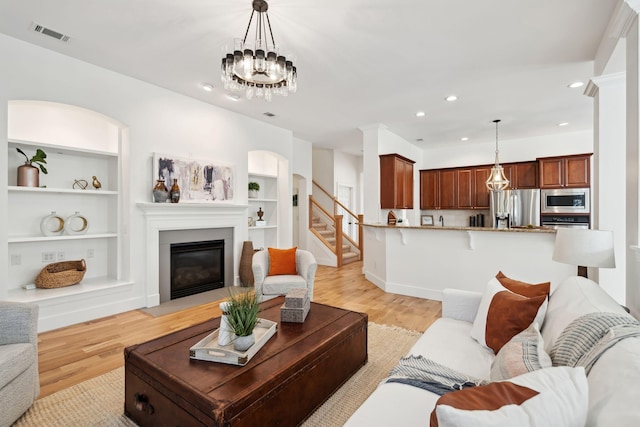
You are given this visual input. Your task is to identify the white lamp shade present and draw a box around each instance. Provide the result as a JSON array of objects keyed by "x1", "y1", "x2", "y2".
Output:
[{"x1": 552, "y1": 228, "x2": 616, "y2": 268}]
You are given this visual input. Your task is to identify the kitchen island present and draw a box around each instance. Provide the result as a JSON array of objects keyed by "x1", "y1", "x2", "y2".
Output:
[{"x1": 362, "y1": 223, "x2": 574, "y2": 300}]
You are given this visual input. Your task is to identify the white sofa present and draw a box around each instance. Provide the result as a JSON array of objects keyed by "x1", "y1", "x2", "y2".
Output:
[
  {"x1": 345, "y1": 276, "x2": 640, "y2": 426},
  {"x1": 0, "y1": 301, "x2": 39, "y2": 427}
]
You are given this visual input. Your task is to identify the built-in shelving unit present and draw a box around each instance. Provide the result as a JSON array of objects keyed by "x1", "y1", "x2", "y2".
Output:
[
  {"x1": 248, "y1": 172, "x2": 278, "y2": 248},
  {"x1": 6, "y1": 138, "x2": 127, "y2": 301}
]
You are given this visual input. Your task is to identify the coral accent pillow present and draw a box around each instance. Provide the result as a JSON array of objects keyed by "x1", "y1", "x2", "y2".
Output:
[
  {"x1": 430, "y1": 367, "x2": 588, "y2": 427},
  {"x1": 490, "y1": 322, "x2": 552, "y2": 381},
  {"x1": 496, "y1": 271, "x2": 551, "y2": 298},
  {"x1": 268, "y1": 247, "x2": 298, "y2": 276},
  {"x1": 471, "y1": 278, "x2": 548, "y2": 353}
]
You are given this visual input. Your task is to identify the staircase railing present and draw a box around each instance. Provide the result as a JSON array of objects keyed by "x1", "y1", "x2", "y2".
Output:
[{"x1": 310, "y1": 180, "x2": 363, "y2": 267}]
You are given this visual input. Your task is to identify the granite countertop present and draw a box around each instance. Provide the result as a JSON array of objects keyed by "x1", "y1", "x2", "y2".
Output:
[{"x1": 362, "y1": 223, "x2": 556, "y2": 233}]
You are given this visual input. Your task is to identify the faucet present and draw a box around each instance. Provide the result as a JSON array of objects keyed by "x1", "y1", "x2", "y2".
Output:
[{"x1": 439, "y1": 215, "x2": 444, "y2": 227}]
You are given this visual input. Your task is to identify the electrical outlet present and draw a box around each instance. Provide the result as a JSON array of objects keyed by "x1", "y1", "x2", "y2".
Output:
[
  {"x1": 87, "y1": 248, "x2": 95, "y2": 258},
  {"x1": 57, "y1": 251, "x2": 65, "y2": 261},
  {"x1": 10, "y1": 254, "x2": 21, "y2": 266},
  {"x1": 42, "y1": 251, "x2": 55, "y2": 263}
]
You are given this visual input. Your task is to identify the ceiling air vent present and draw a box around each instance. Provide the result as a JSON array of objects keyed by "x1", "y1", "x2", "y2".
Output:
[
  {"x1": 263, "y1": 112, "x2": 276, "y2": 118},
  {"x1": 31, "y1": 22, "x2": 70, "y2": 43}
]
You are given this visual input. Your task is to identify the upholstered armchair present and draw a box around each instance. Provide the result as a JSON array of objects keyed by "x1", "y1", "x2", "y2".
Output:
[
  {"x1": 0, "y1": 301, "x2": 39, "y2": 427},
  {"x1": 252, "y1": 248, "x2": 317, "y2": 300}
]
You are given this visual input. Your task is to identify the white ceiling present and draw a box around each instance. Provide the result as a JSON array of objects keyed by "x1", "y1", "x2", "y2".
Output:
[{"x1": 0, "y1": 0, "x2": 620, "y2": 155}]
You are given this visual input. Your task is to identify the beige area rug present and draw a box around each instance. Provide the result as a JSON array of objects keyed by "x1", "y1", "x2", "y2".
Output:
[{"x1": 14, "y1": 323, "x2": 421, "y2": 427}]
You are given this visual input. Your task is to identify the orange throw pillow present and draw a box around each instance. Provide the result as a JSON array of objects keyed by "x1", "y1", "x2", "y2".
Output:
[
  {"x1": 268, "y1": 247, "x2": 298, "y2": 276},
  {"x1": 496, "y1": 271, "x2": 550, "y2": 298}
]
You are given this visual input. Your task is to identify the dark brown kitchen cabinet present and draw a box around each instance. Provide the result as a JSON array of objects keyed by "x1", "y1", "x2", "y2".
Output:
[
  {"x1": 439, "y1": 169, "x2": 458, "y2": 209},
  {"x1": 502, "y1": 161, "x2": 538, "y2": 189},
  {"x1": 422, "y1": 167, "x2": 487, "y2": 210},
  {"x1": 511, "y1": 161, "x2": 539, "y2": 189},
  {"x1": 473, "y1": 167, "x2": 492, "y2": 209},
  {"x1": 538, "y1": 154, "x2": 591, "y2": 189},
  {"x1": 380, "y1": 153, "x2": 415, "y2": 209},
  {"x1": 420, "y1": 170, "x2": 438, "y2": 209},
  {"x1": 419, "y1": 168, "x2": 457, "y2": 209},
  {"x1": 457, "y1": 168, "x2": 474, "y2": 209}
]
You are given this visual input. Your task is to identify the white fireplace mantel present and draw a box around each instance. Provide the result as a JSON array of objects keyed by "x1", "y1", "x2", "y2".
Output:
[{"x1": 138, "y1": 202, "x2": 249, "y2": 307}]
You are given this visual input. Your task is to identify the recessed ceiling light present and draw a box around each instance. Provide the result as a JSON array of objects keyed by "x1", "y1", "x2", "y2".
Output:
[
  {"x1": 415, "y1": 111, "x2": 426, "y2": 117},
  {"x1": 460, "y1": 137, "x2": 469, "y2": 141},
  {"x1": 558, "y1": 122, "x2": 569, "y2": 127},
  {"x1": 568, "y1": 81, "x2": 584, "y2": 89},
  {"x1": 201, "y1": 83, "x2": 214, "y2": 92},
  {"x1": 226, "y1": 94, "x2": 241, "y2": 101},
  {"x1": 445, "y1": 95, "x2": 458, "y2": 102}
]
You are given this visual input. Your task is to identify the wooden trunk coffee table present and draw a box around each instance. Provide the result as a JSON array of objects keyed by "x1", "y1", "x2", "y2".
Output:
[{"x1": 124, "y1": 297, "x2": 368, "y2": 426}]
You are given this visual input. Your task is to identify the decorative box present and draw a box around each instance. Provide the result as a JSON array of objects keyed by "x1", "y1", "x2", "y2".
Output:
[
  {"x1": 285, "y1": 288, "x2": 309, "y2": 308},
  {"x1": 281, "y1": 288, "x2": 310, "y2": 323}
]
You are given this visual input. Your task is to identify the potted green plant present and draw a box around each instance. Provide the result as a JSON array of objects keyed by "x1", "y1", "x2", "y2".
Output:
[
  {"x1": 225, "y1": 289, "x2": 260, "y2": 351},
  {"x1": 248, "y1": 181, "x2": 260, "y2": 198},
  {"x1": 16, "y1": 148, "x2": 48, "y2": 187}
]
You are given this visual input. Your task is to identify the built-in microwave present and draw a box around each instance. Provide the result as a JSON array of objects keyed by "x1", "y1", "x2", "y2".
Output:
[{"x1": 541, "y1": 188, "x2": 590, "y2": 214}]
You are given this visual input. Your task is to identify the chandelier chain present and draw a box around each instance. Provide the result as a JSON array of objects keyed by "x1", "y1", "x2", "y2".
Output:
[
  {"x1": 243, "y1": 10, "x2": 255, "y2": 43},
  {"x1": 265, "y1": 13, "x2": 277, "y2": 46}
]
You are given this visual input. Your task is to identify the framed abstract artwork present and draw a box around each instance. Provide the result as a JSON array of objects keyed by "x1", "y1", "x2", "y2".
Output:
[{"x1": 152, "y1": 153, "x2": 234, "y2": 202}]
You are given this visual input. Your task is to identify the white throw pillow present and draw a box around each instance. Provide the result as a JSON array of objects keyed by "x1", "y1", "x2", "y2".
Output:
[
  {"x1": 430, "y1": 367, "x2": 588, "y2": 427},
  {"x1": 471, "y1": 278, "x2": 548, "y2": 353},
  {"x1": 491, "y1": 322, "x2": 552, "y2": 381}
]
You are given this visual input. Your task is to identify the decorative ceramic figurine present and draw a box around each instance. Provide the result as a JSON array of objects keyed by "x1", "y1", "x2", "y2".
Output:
[{"x1": 92, "y1": 176, "x2": 102, "y2": 190}]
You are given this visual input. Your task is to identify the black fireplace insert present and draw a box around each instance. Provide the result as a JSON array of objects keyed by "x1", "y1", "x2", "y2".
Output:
[{"x1": 170, "y1": 239, "x2": 224, "y2": 300}]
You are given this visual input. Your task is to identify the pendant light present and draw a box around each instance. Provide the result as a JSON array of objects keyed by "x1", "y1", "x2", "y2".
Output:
[
  {"x1": 485, "y1": 119, "x2": 510, "y2": 191},
  {"x1": 221, "y1": 0, "x2": 297, "y2": 101}
]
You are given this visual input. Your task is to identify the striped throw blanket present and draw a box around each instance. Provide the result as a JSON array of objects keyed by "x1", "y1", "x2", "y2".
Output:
[
  {"x1": 551, "y1": 312, "x2": 640, "y2": 374},
  {"x1": 383, "y1": 355, "x2": 487, "y2": 396}
]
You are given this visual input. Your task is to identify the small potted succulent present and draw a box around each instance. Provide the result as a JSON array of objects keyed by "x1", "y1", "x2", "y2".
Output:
[
  {"x1": 225, "y1": 289, "x2": 260, "y2": 351},
  {"x1": 16, "y1": 148, "x2": 48, "y2": 187},
  {"x1": 248, "y1": 181, "x2": 260, "y2": 198}
]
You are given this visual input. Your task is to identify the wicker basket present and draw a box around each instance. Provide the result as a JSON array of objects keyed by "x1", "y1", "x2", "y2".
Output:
[{"x1": 35, "y1": 259, "x2": 87, "y2": 289}]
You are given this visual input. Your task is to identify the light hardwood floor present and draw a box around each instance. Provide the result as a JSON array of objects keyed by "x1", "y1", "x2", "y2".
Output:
[{"x1": 36, "y1": 261, "x2": 442, "y2": 398}]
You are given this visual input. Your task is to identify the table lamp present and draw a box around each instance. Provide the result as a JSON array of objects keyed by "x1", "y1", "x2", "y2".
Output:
[{"x1": 552, "y1": 228, "x2": 615, "y2": 278}]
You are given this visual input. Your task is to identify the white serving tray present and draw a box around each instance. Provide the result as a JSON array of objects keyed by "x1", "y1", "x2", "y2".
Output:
[{"x1": 189, "y1": 318, "x2": 277, "y2": 366}]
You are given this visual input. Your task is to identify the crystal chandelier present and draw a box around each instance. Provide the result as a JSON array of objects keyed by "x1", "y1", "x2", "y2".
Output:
[
  {"x1": 485, "y1": 119, "x2": 510, "y2": 191},
  {"x1": 221, "y1": 0, "x2": 297, "y2": 101}
]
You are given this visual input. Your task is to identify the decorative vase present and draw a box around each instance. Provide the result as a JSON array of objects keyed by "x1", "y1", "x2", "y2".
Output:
[
  {"x1": 248, "y1": 189, "x2": 258, "y2": 198},
  {"x1": 17, "y1": 163, "x2": 39, "y2": 187},
  {"x1": 218, "y1": 302, "x2": 233, "y2": 346},
  {"x1": 239, "y1": 241, "x2": 255, "y2": 286},
  {"x1": 153, "y1": 179, "x2": 169, "y2": 203},
  {"x1": 40, "y1": 211, "x2": 65, "y2": 236},
  {"x1": 170, "y1": 179, "x2": 180, "y2": 203},
  {"x1": 233, "y1": 333, "x2": 255, "y2": 352},
  {"x1": 65, "y1": 211, "x2": 89, "y2": 235}
]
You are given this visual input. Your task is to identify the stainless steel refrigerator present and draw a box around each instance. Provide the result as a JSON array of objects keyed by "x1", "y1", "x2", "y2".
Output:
[{"x1": 489, "y1": 189, "x2": 540, "y2": 228}]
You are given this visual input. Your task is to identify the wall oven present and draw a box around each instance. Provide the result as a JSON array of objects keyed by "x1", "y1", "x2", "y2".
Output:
[
  {"x1": 541, "y1": 215, "x2": 590, "y2": 229},
  {"x1": 541, "y1": 188, "x2": 590, "y2": 214}
]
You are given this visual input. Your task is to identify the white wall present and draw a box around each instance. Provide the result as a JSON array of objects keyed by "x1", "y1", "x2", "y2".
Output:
[
  {"x1": 334, "y1": 151, "x2": 363, "y2": 213},
  {"x1": 293, "y1": 137, "x2": 313, "y2": 251},
  {"x1": 312, "y1": 147, "x2": 334, "y2": 193},
  {"x1": 0, "y1": 33, "x2": 308, "y2": 326},
  {"x1": 423, "y1": 130, "x2": 593, "y2": 169}
]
